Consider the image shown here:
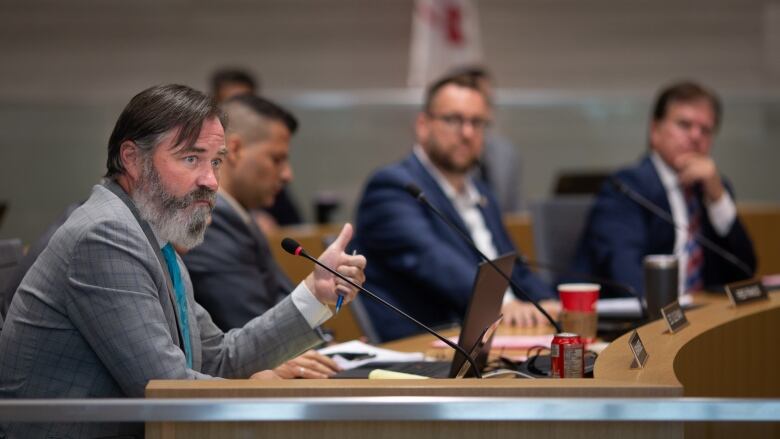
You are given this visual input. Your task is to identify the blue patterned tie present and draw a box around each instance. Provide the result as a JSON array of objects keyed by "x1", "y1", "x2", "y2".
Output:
[
  {"x1": 683, "y1": 189, "x2": 704, "y2": 293},
  {"x1": 161, "y1": 243, "x2": 193, "y2": 368}
]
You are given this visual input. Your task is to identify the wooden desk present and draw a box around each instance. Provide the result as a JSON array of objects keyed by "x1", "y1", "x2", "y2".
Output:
[
  {"x1": 147, "y1": 324, "x2": 681, "y2": 439},
  {"x1": 147, "y1": 292, "x2": 780, "y2": 438},
  {"x1": 595, "y1": 291, "x2": 780, "y2": 438},
  {"x1": 146, "y1": 379, "x2": 679, "y2": 439}
]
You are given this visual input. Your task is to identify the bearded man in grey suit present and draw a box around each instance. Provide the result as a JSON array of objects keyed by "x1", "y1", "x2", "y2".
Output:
[
  {"x1": 183, "y1": 94, "x2": 341, "y2": 379},
  {"x1": 0, "y1": 84, "x2": 365, "y2": 439}
]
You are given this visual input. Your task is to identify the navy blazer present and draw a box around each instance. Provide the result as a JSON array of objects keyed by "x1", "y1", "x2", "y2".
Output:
[
  {"x1": 183, "y1": 193, "x2": 293, "y2": 331},
  {"x1": 572, "y1": 155, "x2": 756, "y2": 297},
  {"x1": 354, "y1": 153, "x2": 553, "y2": 342}
]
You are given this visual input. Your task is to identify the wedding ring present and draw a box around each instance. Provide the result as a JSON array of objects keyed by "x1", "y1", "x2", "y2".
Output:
[{"x1": 299, "y1": 366, "x2": 305, "y2": 377}]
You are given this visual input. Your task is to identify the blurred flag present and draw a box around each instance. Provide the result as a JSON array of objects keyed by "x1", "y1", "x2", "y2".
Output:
[{"x1": 407, "y1": 0, "x2": 483, "y2": 87}]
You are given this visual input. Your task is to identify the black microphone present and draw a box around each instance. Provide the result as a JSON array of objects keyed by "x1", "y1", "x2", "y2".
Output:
[
  {"x1": 280, "y1": 237, "x2": 484, "y2": 378},
  {"x1": 404, "y1": 183, "x2": 563, "y2": 333},
  {"x1": 609, "y1": 177, "x2": 753, "y2": 278}
]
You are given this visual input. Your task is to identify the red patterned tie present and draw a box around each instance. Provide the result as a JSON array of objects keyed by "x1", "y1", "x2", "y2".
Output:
[{"x1": 684, "y1": 188, "x2": 704, "y2": 292}]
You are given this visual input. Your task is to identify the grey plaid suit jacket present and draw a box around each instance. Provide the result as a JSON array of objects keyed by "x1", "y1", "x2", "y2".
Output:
[{"x1": 0, "y1": 182, "x2": 321, "y2": 438}]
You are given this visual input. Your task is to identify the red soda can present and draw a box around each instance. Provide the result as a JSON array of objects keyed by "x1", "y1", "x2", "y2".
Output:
[{"x1": 551, "y1": 333, "x2": 584, "y2": 378}]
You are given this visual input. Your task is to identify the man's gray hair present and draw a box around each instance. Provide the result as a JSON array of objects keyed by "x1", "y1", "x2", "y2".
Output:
[{"x1": 105, "y1": 84, "x2": 226, "y2": 178}]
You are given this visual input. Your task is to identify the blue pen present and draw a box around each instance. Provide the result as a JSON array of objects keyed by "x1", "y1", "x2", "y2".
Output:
[{"x1": 335, "y1": 250, "x2": 356, "y2": 313}]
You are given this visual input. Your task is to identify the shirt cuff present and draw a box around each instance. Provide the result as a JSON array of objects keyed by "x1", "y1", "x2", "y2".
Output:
[
  {"x1": 290, "y1": 281, "x2": 333, "y2": 328},
  {"x1": 706, "y1": 192, "x2": 737, "y2": 236},
  {"x1": 502, "y1": 287, "x2": 516, "y2": 304}
]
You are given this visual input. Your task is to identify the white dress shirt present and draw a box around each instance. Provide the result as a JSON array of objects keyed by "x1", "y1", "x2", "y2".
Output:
[
  {"x1": 414, "y1": 145, "x2": 516, "y2": 303},
  {"x1": 650, "y1": 152, "x2": 736, "y2": 295}
]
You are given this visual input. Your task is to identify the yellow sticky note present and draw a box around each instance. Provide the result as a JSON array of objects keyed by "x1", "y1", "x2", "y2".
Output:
[{"x1": 367, "y1": 369, "x2": 429, "y2": 380}]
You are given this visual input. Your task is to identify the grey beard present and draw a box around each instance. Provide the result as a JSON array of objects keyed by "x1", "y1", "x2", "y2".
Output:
[{"x1": 131, "y1": 159, "x2": 216, "y2": 250}]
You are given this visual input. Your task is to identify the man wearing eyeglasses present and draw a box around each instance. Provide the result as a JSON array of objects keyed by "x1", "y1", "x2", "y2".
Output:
[{"x1": 353, "y1": 73, "x2": 557, "y2": 342}]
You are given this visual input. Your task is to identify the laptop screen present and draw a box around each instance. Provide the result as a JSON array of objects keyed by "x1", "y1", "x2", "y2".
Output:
[{"x1": 449, "y1": 252, "x2": 516, "y2": 377}]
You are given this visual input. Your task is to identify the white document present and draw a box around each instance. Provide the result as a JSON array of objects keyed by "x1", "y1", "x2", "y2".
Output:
[
  {"x1": 318, "y1": 340, "x2": 425, "y2": 370},
  {"x1": 596, "y1": 298, "x2": 643, "y2": 318},
  {"x1": 596, "y1": 295, "x2": 693, "y2": 318}
]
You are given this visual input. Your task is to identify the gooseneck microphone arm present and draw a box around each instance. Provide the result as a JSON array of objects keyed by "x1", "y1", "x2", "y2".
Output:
[
  {"x1": 280, "y1": 238, "x2": 483, "y2": 378},
  {"x1": 404, "y1": 184, "x2": 563, "y2": 333},
  {"x1": 609, "y1": 177, "x2": 754, "y2": 278}
]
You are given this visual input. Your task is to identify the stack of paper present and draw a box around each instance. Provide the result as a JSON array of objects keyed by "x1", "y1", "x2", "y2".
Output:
[{"x1": 318, "y1": 340, "x2": 425, "y2": 370}]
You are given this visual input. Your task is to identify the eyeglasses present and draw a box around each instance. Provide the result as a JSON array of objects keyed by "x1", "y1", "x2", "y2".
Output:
[{"x1": 427, "y1": 113, "x2": 491, "y2": 132}]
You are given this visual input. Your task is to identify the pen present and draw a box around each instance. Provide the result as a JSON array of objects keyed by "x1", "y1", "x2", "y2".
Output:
[{"x1": 335, "y1": 250, "x2": 356, "y2": 313}]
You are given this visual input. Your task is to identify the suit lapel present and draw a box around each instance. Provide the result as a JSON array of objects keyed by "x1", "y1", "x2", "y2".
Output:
[
  {"x1": 404, "y1": 155, "x2": 482, "y2": 258},
  {"x1": 217, "y1": 194, "x2": 294, "y2": 294},
  {"x1": 101, "y1": 180, "x2": 184, "y2": 352},
  {"x1": 639, "y1": 156, "x2": 677, "y2": 250},
  {"x1": 640, "y1": 156, "x2": 673, "y2": 214}
]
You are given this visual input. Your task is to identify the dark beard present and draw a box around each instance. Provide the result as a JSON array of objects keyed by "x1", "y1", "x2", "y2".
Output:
[{"x1": 426, "y1": 145, "x2": 478, "y2": 175}]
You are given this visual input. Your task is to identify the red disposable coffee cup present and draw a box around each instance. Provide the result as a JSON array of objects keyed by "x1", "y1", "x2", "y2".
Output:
[
  {"x1": 558, "y1": 283, "x2": 600, "y2": 312},
  {"x1": 558, "y1": 283, "x2": 600, "y2": 343}
]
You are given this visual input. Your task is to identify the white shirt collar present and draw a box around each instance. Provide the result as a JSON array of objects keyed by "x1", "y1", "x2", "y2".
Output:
[
  {"x1": 413, "y1": 144, "x2": 483, "y2": 206},
  {"x1": 650, "y1": 151, "x2": 681, "y2": 192}
]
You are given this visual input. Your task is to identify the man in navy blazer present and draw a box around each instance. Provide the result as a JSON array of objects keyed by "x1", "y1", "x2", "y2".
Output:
[
  {"x1": 573, "y1": 81, "x2": 756, "y2": 298},
  {"x1": 354, "y1": 73, "x2": 556, "y2": 342}
]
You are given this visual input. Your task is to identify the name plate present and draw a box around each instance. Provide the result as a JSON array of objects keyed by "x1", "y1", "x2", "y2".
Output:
[
  {"x1": 660, "y1": 301, "x2": 689, "y2": 333},
  {"x1": 725, "y1": 280, "x2": 768, "y2": 306},
  {"x1": 628, "y1": 330, "x2": 648, "y2": 369}
]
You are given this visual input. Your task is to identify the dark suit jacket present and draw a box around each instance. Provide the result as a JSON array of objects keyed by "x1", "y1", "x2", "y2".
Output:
[
  {"x1": 183, "y1": 193, "x2": 294, "y2": 331},
  {"x1": 572, "y1": 155, "x2": 757, "y2": 297},
  {"x1": 354, "y1": 153, "x2": 553, "y2": 342}
]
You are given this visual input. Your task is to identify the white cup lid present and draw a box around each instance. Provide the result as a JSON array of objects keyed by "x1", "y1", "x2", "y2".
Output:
[{"x1": 557, "y1": 283, "x2": 601, "y2": 292}]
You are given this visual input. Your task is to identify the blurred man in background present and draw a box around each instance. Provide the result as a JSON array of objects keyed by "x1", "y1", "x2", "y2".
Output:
[
  {"x1": 354, "y1": 72, "x2": 557, "y2": 342},
  {"x1": 210, "y1": 67, "x2": 258, "y2": 103},
  {"x1": 183, "y1": 94, "x2": 340, "y2": 379},
  {"x1": 450, "y1": 65, "x2": 524, "y2": 212},
  {"x1": 573, "y1": 81, "x2": 756, "y2": 297},
  {"x1": 210, "y1": 67, "x2": 303, "y2": 231}
]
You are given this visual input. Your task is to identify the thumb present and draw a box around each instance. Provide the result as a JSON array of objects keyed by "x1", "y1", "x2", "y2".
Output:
[{"x1": 328, "y1": 223, "x2": 354, "y2": 253}]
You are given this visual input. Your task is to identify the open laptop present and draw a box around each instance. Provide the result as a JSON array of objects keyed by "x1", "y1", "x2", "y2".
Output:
[{"x1": 335, "y1": 252, "x2": 515, "y2": 378}]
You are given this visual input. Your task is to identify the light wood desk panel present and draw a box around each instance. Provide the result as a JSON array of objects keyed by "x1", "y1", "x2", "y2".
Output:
[
  {"x1": 146, "y1": 419, "x2": 676, "y2": 439},
  {"x1": 146, "y1": 292, "x2": 780, "y2": 438},
  {"x1": 593, "y1": 292, "x2": 780, "y2": 391},
  {"x1": 147, "y1": 320, "x2": 680, "y2": 439},
  {"x1": 594, "y1": 291, "x2": 780, "y2": 438},
  {"x1": 146, "y1": 379, "x2": 680, "y2": 439}
]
